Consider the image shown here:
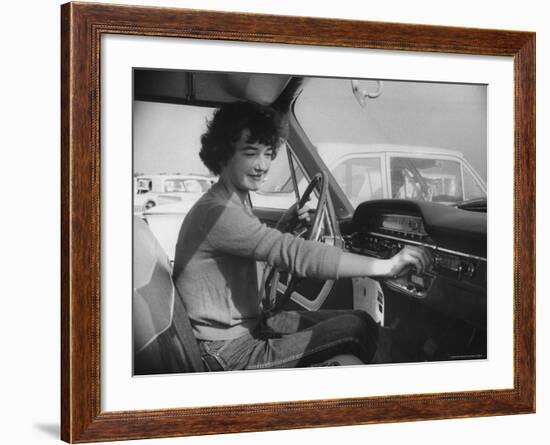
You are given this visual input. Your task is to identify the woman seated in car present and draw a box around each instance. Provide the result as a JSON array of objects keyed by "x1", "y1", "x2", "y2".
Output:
[{"x1": 172, "y1": 101, "x2": 432, "y2": 371}]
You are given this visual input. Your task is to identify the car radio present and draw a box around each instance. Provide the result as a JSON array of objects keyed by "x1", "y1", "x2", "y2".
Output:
[{"x1": 346, "y1": 231, "x2": 484, "y2": 298}]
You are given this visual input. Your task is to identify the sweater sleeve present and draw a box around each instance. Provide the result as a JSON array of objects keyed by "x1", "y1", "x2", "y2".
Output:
[{"x1": 205, "y1": 203, "x2": 342, "y2": 280}]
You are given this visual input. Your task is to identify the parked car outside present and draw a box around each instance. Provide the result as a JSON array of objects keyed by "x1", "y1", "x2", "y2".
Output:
[{"x1": 133, "y1": 174, "x2": 215, "y2": 214}]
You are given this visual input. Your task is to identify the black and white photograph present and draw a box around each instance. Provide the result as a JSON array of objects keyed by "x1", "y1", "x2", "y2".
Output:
[{"x1": 132, "y1": 69, "x2": 487, "y2": 375}]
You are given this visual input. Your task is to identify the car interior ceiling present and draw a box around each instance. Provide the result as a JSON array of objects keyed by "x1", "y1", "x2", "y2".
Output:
[{"x1": 133, "y1": 69, "x2": 296, "y2": 107}]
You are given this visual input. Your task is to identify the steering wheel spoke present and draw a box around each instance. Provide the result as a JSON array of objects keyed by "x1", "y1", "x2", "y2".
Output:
[{"x1": 265, "y1": 172, "x2": 329, "y2": 312}]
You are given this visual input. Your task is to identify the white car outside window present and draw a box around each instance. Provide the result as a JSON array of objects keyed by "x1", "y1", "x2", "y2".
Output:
[{"x1": 250, "y1": 143, "x2": 486, "y2": 211}]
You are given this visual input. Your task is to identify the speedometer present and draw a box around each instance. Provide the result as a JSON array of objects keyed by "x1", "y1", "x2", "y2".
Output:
[{"x1": 380, "y1": 214, "x2": 426, "y2": 236}]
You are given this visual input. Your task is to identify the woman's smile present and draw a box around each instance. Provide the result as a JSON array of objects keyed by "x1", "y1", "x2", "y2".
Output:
[{"x1": 247, "y1": 172, "x2": 265, "y2": 182}]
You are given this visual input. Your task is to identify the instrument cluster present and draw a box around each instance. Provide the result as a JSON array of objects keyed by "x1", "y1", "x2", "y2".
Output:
[{"x1": 378, "y1": 214, "x2": 427, "y2": 238}]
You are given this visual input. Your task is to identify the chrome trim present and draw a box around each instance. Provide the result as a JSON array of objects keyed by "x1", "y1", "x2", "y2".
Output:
[
  {"x1": 366, "y1": 231, "x2": 487, "y2": 262},
  {"x1": 384, "y1": 279, "x2": 431, "y2": 299}
]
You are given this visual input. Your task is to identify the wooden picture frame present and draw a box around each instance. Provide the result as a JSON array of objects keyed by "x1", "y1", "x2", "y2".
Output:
[{"x1": 61, "y1": 2, "x2": 535, "y2": 442}]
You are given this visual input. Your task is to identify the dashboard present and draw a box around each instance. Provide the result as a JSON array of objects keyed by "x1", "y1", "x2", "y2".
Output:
[{"x1": 347, "y1": 199, "x2": 487, "y2": 327}]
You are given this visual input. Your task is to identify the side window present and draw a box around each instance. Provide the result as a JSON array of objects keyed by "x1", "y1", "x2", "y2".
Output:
[
  {"x1": 390, "y1": 156, "x2": 463, "y2": 204},
  {"x1": 463, "y1": 168, "x2": 486, "y2": 200},
  {"x1": 331, "y1": 157, "x2": 383, "y2": 208},
  {"x1": 136, "y1": 177, "x2": 152, "y2": 194}
]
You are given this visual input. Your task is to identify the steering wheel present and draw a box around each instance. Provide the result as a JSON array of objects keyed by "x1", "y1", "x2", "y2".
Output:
[{"x1": 264, "y1": 172, "x2": 329, "y2": 312}]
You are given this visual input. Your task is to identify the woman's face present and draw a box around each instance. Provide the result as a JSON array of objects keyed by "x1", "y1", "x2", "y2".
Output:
[{"x1": 220, "y1": 129, "x2": 274, "y2": 198}]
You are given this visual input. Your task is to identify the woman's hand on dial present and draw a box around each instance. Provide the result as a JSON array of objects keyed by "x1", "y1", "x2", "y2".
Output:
[{"x1": 388, "y1": 245, "x2": 433, "y2": 278}]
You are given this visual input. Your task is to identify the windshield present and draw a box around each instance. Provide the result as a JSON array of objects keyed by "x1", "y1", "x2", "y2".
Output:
[{"x1": 293, "y1": 77, "x2": 487, "y2": 208}]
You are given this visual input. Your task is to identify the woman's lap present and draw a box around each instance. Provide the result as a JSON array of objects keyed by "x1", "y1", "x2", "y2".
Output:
[{"x1": 199, "y1": 310, "x2": 378, "y2": 371}]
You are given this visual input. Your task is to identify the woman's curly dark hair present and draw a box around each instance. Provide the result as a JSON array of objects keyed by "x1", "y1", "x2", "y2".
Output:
[{"x1": 199, "y1": 102, "x2": 288, "y2": 175}]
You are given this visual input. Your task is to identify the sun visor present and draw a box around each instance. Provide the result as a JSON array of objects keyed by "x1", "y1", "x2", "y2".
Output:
[{"x1": 134, "y1": 69, "x2": 291, "y2": 106}]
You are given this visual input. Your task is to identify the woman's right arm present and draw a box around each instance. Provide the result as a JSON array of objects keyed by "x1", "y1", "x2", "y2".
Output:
[
  {"x1": 337, "y1": 245, "x2": 432, "y2": 279},
  {"x1": 207, "y1": 203, "x2": 432, "y2": 280}
]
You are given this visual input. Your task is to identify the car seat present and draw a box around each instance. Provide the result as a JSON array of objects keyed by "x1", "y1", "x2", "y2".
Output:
[{"x1": 134, "y1": 217, "x2": 204, "y2": 374}]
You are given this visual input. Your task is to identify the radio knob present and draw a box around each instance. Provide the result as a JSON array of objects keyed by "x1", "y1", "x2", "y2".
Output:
[{"x1": 466, "y1": 262, "x2": 475, "y2": 277}]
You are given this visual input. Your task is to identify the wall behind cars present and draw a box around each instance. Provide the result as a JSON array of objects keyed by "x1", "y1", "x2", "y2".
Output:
[{"x1": 1, "y1": 1, "x2": 545, "y2": 444}]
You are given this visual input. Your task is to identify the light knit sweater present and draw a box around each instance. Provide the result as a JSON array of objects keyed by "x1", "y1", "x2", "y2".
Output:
[{"x1": 172, "y1": 181, "x2": 342, "y2": 340}]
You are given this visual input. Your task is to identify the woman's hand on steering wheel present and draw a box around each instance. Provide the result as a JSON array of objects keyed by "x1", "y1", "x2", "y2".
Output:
[
  {"x1": 277, "y1": 202, "x2": 312, "y2": 232},
  {"x1": 296, "y1": 203, "x2": 312, "y2": 223}
]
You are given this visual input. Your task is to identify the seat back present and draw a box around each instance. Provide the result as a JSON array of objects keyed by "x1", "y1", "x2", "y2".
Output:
[{"x1": 133, "y1": 217, "x2": 204, "y2": 374}]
